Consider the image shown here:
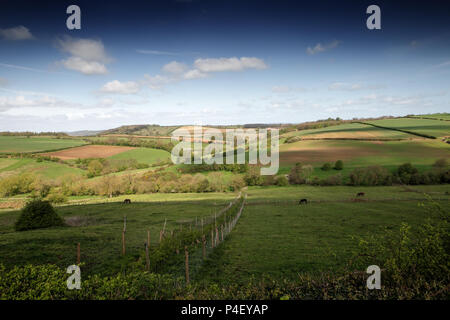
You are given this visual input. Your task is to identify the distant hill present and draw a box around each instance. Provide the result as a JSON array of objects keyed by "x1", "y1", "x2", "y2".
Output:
[
  {"x1": 101, "y1": 124, "x2": 180, "y2": 136},
  {"x1": 66, "y1": 130, "x2": 103, "y2": 137}
]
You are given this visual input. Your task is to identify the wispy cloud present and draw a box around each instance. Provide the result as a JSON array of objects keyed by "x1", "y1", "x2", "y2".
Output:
[
  {"x1": 136, "y1": 49, "x2": 180, "y2": 56},
  {"x1": 0, "y1": 62, "x2": 57, "y2": 74},
  {"x1": 0, "y1": 26, "x2": 34, "y2": 40},
  {"x1": 328, "y1": 82, "x2": 385, "y2": 91},
  {"x1": 194, "y1": 57, "x2": 267, "y2": 72},
  {"x1": 306, "y1": 40, "x2": 340, "y2": 55}
]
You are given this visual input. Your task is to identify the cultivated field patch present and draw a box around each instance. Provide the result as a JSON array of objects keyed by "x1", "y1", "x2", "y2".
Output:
[{"x1": 41, "y1": 145, "x2": 136, "y2": 160}]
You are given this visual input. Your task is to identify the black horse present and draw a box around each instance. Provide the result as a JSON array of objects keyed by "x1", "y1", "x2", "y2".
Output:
[
  {"x1": 299, "y1": 198, "x2": 308, "y2": 205},
  {"x1": 356, "y1": 192, "x2": 365, "y2": 197},
  {"x1": 123, "y1": 199, "x2": 131, "y2": 204}
]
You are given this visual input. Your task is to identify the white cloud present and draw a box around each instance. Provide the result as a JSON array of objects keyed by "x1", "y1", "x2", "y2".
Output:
[
  {"x1": 306, "y1": 40, "x2": 340, "y2": 55},
  {"x1": 162, "y1": 61, "x2": 188, "y2": 74},
  {"x1": 57, "y1": 37, "x2": 111, "y2": 75},
  {"x1": 100, "y1": 80, "x2": 140, "y2": 94},
  {"x1": 0, "y1": 95, "x2": 75, "y2": 112},
  {"x1": 62, "y1": 57, "x2": 108, "y2": 75},
  {"x1": 183, "y1": 69, "x2": 208, "y2": 80},
  {"x1": 194, "y1": 57, "x2": 267, "y2": 72},
  {"x1": 0, "y1": 26, "x2": 34, "y2": 40},
  {"x1": 144, "y1": 74, "x2": 172, "y2": 90}
]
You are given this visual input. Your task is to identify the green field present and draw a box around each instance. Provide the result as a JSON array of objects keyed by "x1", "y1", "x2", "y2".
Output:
[
  {"x1": 0, "y1": 193, "x2": 237, "y2": 276},
  {"x1": 0, "y1": 185, "x2": 448, "y2": 281},
  {"x1": 195, "y1": 185, "x2": 450, "y2": 283},
  {"x1": 282, "y1": 122, "x2": 416, "y2": 140},
  {"x1": 366, "y1": 118, "x2": 450, "y2": 138},
  {"x1": 0, "y1": 136, "x2": 87, "y2": 153},
  {"x1": 108, "y1": 147, "x2": 171, "y2": 164},
  {"x1": 0, "y1": 158, "x2": 85, "y2": 179}
]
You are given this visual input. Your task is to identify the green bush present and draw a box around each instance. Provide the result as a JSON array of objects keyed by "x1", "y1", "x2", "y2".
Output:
[
  {"x1": 275, "y1": 175, "x2": 289, "y2": 186},
  {"x1": 321, "y1": 163, "x2": 332, "y2": 171},
  {"x1": 349, "y1": 166, "x2": 392, "y2": 186},
  {"x1": 15, "y1": 199, "x2": 64, "y2": 231},
  {"x1": 433, "y1": 158, "x2": 448, "y2": 168},
  {"x1": 334, "y1": 160, "x2": 344, "y2": 170},
  {"x1": 46, "y1": 191, "x2": 68, "y2": 204}
]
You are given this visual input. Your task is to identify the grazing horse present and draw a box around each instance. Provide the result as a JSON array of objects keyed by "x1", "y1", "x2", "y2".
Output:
[
  {"x1": 123, "y1": 199, "x2": 131, "y2": 204},
  {"x1": 299, "y1": 198, "x2": 308, "y2": 205},
  {"x1": 356, "y1": 192, "x2": 365, "y2": 197}
]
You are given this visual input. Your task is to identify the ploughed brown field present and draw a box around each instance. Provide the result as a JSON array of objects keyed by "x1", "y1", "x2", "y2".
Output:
[{"x1": 40, "y1": 145, "x2": 135, "y2": 160}]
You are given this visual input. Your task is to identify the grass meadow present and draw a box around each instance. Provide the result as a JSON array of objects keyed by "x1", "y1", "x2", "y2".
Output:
[{"x1": 0, "y1": 136, "x2": 86, "y2": 153}]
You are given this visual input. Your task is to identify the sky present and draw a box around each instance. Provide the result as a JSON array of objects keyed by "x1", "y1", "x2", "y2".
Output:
[{"x1": 0, "y1": 0, "x2": 449, "y2": 132}]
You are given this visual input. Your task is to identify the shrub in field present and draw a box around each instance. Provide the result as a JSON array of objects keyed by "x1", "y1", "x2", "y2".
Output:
[
  {"x1": 396, "y1": 162, "x2": 418, "y2": 176},
  {"x1": 262, "y1": 175, "x2": 277, "y2": 186},
  {"x1": 14, "y1": 199, "x2": 64, "y2": 231},
  {"x1": 244, "y1": 166, "x2": 263, "y2": 186},
  {"x1": 321, "y1": 173, "x2": 342, "y2": 186},
  {"x1": 334, "y1": 160, "x2": 344, "y2": 170},
  {"x1": 433, "y1": 158, "x2": 448, "y2": 168},
  {"x1": 275, "y1": 175, "x2": 289, "y2": 186},
  {"x1": 229, "y1": 175, "x2": 246, "y2": 191},
  {"x1": 349, "y1": 166, "x2": 392, "y2": 186},
  {"x1": 0, "y1": 173, "x2": 35, "y2": 197},
  {"x1": 321, "y1": 162, "x2": 332, "y2": 171},
  {"x1": 284, "y1": 136, "x2": 302, "y2": 144},
  {"x1": 46, "y1": 191, "x2": 68, "y2": 204},
  {"x1": 288, "y1": 163, "x2": 313, "y2": 184}
]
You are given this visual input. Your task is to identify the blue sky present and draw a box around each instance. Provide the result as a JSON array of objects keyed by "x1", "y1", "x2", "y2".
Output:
[{"x1": 0, "y1": 0, "x2": 449, "y2": 131}]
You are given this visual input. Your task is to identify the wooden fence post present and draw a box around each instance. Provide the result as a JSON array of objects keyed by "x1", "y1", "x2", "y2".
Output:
[
  {"x1": 122, "y1": 216, "x2": 127, "y2": 255},
  {"x1": 202, "y1": 235, "x2": 206, "y2": 260},
  {"x1": 211, "y1": 229, "x2": 214, "y2": 248},
  {"x1": 185, "y1": 246, "x2": 190, "y2": 285},
  {"x1": 145, "y1": 242, "x2": 150, "y2": 271},
  {"x1": 147, "y1": 230, "x2": 150, "y2": 248},
  {"x1": 76, "y1": 242, "x2": 80, "y2": 264},
  {"x1": 122, "y1": 231, "x2": 126, "y2": 255}
]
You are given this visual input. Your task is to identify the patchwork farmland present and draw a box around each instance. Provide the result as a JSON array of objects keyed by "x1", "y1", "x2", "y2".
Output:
[{"x1": 0, "y1": 114, "x2": 449, "y2": 299}]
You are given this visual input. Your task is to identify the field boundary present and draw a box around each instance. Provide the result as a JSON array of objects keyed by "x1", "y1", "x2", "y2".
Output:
[
  {"x1": 405, "y1": 116, "x2": 450, "y2": 122},
  {"x1": 357, "y1": 121, "x2": 437, "y2": 139}
]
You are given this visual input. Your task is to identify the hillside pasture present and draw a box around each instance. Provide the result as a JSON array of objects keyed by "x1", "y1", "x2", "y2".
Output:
[
  {"x1": 0, "y1": 136, "x2": 86, "y2": 153},
  {"x1": 0, "y1": 194, "x2": 237, "y2": 276},
  {"x1": 0, "y1": 158, "x2": 85, "y2": 179},
  {"x1": 279, "y1": 139, "x2": 450, "y2": 169},
  {"x1": 108, "y1": 147, "x2": 171, "y2": 165},
  {"x1": 283, "y1": 122, "x2": 416, "y2": 140},
  {"x1": 365, "y1": 118, "x2": 450, "y2": 138},
  {"x1": 196, "y1": 185, "x2": 450, "y2": 283}
]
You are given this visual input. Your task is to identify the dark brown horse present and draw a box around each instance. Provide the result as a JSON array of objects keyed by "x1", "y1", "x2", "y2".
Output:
[
  {"x1": 123, "y1": 199, "x2": 131, "y2": 204},
  {"x1": 299, "y1": 198, "x2": 308, "y2": 205},
  {"x1": 356, "y1": 192, "x2": 365, "y2": 197}
]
